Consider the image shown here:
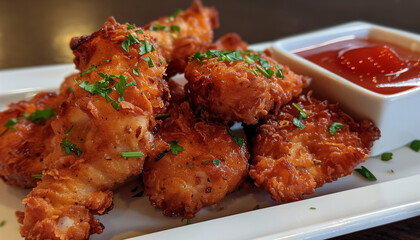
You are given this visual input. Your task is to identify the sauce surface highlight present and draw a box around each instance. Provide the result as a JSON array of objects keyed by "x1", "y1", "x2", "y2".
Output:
[{"x1": 295, "y1": 37, "x2": 420, "y2": 94}]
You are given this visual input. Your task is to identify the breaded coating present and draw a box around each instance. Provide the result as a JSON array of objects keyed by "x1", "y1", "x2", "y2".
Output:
[
  {"x1": 143, "y1": 102, "x2": 249, "y2": 219},
  {"x1": 249, "y1": 93, "x2": 380, "y2": 203},
  {"x1": 185, "y1": 50, "x2": 309, "y2": 124},
  {"x1": 209, "y1": 33, "x2": 248, "y2": 51},
  {"x1": 0, "y1": 92, "x2": 58, "y2": 188},
  {"x1": 17, "y1": 17, "x2": 169, "y2": 240},
  {"x1": 144, "y1": 0, "x2": 218, "y2": 77}
]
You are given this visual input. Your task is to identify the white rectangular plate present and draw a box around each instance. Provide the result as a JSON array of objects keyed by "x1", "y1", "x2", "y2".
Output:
[{"x1": 0, "y1": 62, "x2": 420, "y2": 240}]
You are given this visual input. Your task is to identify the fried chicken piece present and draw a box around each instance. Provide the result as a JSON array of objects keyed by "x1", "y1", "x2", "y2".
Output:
[
  {"x1": 143, "y1": 0, "x2": 218, "y2": 77},
  {"x1": 143, "y1": 102, "x2": 249, "y2": 219},
  {"x1": 17, "y1": 17, "x2": 169, "y2": 240},
  {"x1": 248, "y1": 93, "x2": 380, "y2": 203},
  {"x1": 0, "y1": 92, "x2": 58, "y2": 188},
  {"x1": 185, "y1": 50, "x2": 309, "y2": 124},
  {"x1": 209, "y1": 33, "x2": 248, "y2": 51}
]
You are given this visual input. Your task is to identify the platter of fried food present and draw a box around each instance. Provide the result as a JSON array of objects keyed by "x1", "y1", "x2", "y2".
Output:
[{"x1": 1, "y1": 1, "x2": 420, "y2": 240}]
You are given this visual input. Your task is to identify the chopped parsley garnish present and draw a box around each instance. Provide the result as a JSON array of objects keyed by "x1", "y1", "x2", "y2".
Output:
[
  {"x1": 256, "y1": 65, "x2": 274, "y2": 78},
  {"x1": 410, "y1": 140, "x2": 420, "y2": 152},
  {"x1": 114, "y1": 74, "x2": 137, "y2": 102},
  {"x1": 169, "y1": 9, "x2": 182, "y2": 21},
  {"x1": 64, "y1": 125, "x2": 74, "y2": 134},
  {"x1": 68, "y1": 87, "x2": 74, "y2": 92},
  {"x1": 201, "y1": 160, "x2": 209, "y2": 165},
  {"x1": 170, "y1": 24, "x2": 181, "y2": 32},
  {"x1": 310, "y1": 207, "x2": 316, "y2": 210},
  {"x1": 79, "y1": 65, "x2": 97, "y2": 77},
  {"x1": 329, "y1": 122, "x2": 343, "y2": 135},
  {"x1": 61, "y1": 137, "x2": 83, "y2": 157},
  {"x1": 170, "y1": 33, "x2": 178, "y2": 39},
  {"x1": 0, "y1": 220, "x2": 5, "y2": 227},
  {"x1": 143, "y1": 56, "x2": 154, "y2": 68},
  {"x1": 136, "y1": 29, "x2": 144, "y2": 34},
  {"x1": 242, "y1": 67, "x2": 259, "y2": 76},
  {"x1": 275, "y1": 64, "x2": 284, "y2": 79},
  {"x1": 227, "y1": 129, "x2": 244, "y2": 147},
  {"x1": 127, "y1": 23, "x2": 135, "y2": 30},
  {"x1": 212, "y1": 158, "x2": 220, "y2": 166},
  {"x1": 170, "y1": 141, "x2": 184, "y2": 155},
  {"x1": 121, "y1": 151, "x2": 144, "y2": 158},
  {"x1": 245, "y1": 56, "x2": 255, "y2": 65},
  {"x1": 104, "y1": 59, "x2": 112, "y2": 63},
  {"x1": 181, "y1": 185, "x2": 186, "y2": 189},
  {"x1": 139, "y1": 40, "x2": 155, "y2": 55},
  {"x1": 32, "y1": 174, "x2": 43, "y2": 179},
  {"x1": 133, "y1": 68, "x2": 139, "y2": 76},
  {"x1": 381, "y1": 152, "x2": 393, "y2": 161},
  {"x1": 190, "y1": 50, "x2": 244, "y2": 64},
  {"x1": 29, "y1": 108, "x2": 56, "y2": 123},
  {"x1": 150, "y1": 23, "x2": 168, "y2": 31},
  {"x1": 292, "y1": 103, "x2": 308, "y2": 129},
  {"x1": 122, "y1": 33, "x2": 140, "y2": 52},
  {"x1": 155, "y1": 113, "x2": 171, "y2": 120},
  {"x1": 355, "y1": 166, "x2": 377, "y2": 181},
  {"x1": 259, "y1": 58, "x2": 270, "y2": 70},
  {"x1": 186, "y1": 219, "x2": 192, "y2": 225},
  {"x1": 154, "y1": 149, "x2": 169, "y2": 162}
]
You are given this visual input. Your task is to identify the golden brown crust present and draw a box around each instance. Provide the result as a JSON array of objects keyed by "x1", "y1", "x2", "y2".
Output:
[
  {"x1": 0, "y1": 92, "x2": 58, "y2": 188},
  {"x1": 143, "y1": 102, "x2": 249, "y2": 219},
  {"x1": 185, "y1": 52, "x2": 309, "y2": 124},
  {"x1": 144, "y1": 0, "x2": 218, "y2": 77},
  {"x1": 249, "y1": 93, "x2": 380, "y2": 203},
  {"x1": 18, "y1": 17, "x2": 168, "y2": 240}
]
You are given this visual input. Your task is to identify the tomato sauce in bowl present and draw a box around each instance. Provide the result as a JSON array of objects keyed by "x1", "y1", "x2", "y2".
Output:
[{"x1": 295, "y1": 37, "x2": 420, "y2": 94}]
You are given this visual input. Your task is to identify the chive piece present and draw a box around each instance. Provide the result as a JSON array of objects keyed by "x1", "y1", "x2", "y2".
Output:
[
  {"x1": 1, "y1": 117, "x2": 24, "y2": 136},
  {"x1": 293, "y1": 117, "x2": 306, "y2": 130},
  {"x1": 68, "y1": 87, "x2": 74, "y2": 93},
  {"x1": 409, "y1": 140, "x2": 420, "y2": 152},
  {"x1": 259, "y1": 58, "x2": 270, "y2": 70},
  {"x1": 135, "y1": 29, "x2": 144, "y2": 34},
  {"x1": 212, "y1": 158, "x2": 220, "y2": 166},
  {"x1": 381, "y1": 152, "x2": 393, "y2": 161},
  {"x1": 245, "y1": 56, "x2": 255, "y2": 65},
  {"x1": 113, "y1": 74, "x2": 137, "y2": 102},
  {"x1": 133, "y1": 68, "x2": 139, "y2": 76},
  {"x1": 329, "y1": 122, "x2": 343, "y2": 135},
  {"x1": 227, "y1": 129, "x2": 244, "y2": 147},
  {"x1": 242, "y1": 67, "x2": 259, "y2": 76},
  {"x1": 170, "y1": 141, "x2": 184, "y2": 155},
  {"x1": 121, "y1": 152, "x2": 144, "y2": 158},
  {"x1": 169, "y1": 9, "x2": 182, "y2": 21},
  {"x1": 310, "y1": 207, "x2": 316, "y2": 210},
  {"x1": 64, "y1": 125, "x2": 74, "y2": 134},
  {"x1": 292, "y1": 103, "x2": 308, "y2": 118},
  {"x1": 127, "y1": 23, "x2": 135, "y2": 30},
  {"x1": 155, "y1": 113, "x2": 171, "y2": 120},
  {"x1": 122, "y1": 33, "x2": 140, "y2": 52},
  {"x1": 0, "y1": 220, "x2": 5, "y2": 227},
  {"x1": 181, "y1": 185, "x2": 186, "y2": 189},
  {"x1": 355, "y1": 166, "x2": 377, "y2": 181},
  {"x1": 170, "y1": 24, "x2": 181, "y2": 32},
  {"x1": 150, "y1": 23, "x2": 168, "y2": 31},
  {"x1": 275, "y1": 64, "x2": 284, "y2": 79},
  {"x1": 170, "y1": 33, "x2": 178, "y2": 39},
  {"x1": 32, "y1": 174, "x2": 42, "y2": 179},
  {"x1": 201, "y1": 160, "x2": 209, "y2": 165},
  {"x1": 104, "y1": 59, "x2": 111, "y2": 63},
  {"x1": 256, "y1": 65, "x2": 274, "y2": 78},
  {"x1": 143, "y1": 56, "x2": 154, "y2": 68},
  {"x1": 253, "y1": 205, "x2": 260, "y2": 210},
  {"x1": 132, "y1": 191, "x2": 144, "y2": 198},
  {"x1": 154, "y1": 150, "x2": 168, "y2": 162},
  {"x1": 79, "y1": 65, "x2": 97, "y2": 77},
  {"x1": 61, "y1": 137, "x2": 83, "y2": 157}
]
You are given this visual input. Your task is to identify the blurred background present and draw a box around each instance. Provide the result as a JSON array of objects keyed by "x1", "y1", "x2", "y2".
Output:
[{"x1": 1, "y1": 0, "x2": 420, "y2": 69}]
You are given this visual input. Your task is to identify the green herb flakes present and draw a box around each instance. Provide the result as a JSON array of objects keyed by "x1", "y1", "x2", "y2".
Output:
[
  {"x1": 186, "y1": 219, "x2": 191, "y2": 225},
  {"x1": 381, "y1": 152, "x2": 393, "y2": 161},
  {"x1": 201, "y1": 160, "x2": 209, "y2": 165},
  {"x1": 64, "y1": 125, "x2": 74, "y2": 134},
  {"x1": 170, "y1": 141, "x2": 184, "y2": 155},
  {"x1": 227, "y1": 129, "x2": 244, "y2": 147},
  {"x1": 169, "y1": 9, "x2": 182, "y2": 21},
  {"x1": 154, "y1": 150, "x2": 168, "y2": 162},
  {"x1": 0, "y1": 220, "x2": 5, "y2": 227},
  {"x1": 61, "y1": 137, "x2": 83, "y2": 157},
  {"x1": 79, "y1": 65, "x2": 97, "y2": 77},
  {"x1": 355, "y1": 166, "x2": 377, "y2": 181},
  {"x1": 292, "y1": 103, "x2": 308, "y2": 129},
  {"x1": 410, "y1": 140, "x2": 420, "y2": 152},
  {"x1": 155, "y1": 113, "x2": 171, "y2": 120},
  {"x1": 127, "y1": 23, "x2": 135, "y2": 30},
  {"x1": 29, "y1": 108, "x2": 56, "y2": 124},
  {"x1": 32, "y1": 174, "x2": 42, "y2": 179},
  {"x1": 310, "y1": 207, "x2": 316, "y2": 210},
  {"x1": 139, "y1": 40, "x2": 155, "y2": 55},
  {"x1": 114, "y1": 74, "x2": 137, "y2": 102},
  {"x1": 213, "y1": 158, "x2": 220, "y2": 166},
  {"x1": 122, "y1": 33, "x2": 140, "y2": 52},
  {"x1": 143, "y1": 56, "x2": 154, "y2": 68},
  {"x1": 170, "y1": 24, "x2": 181, "y2": 32},
  {"x1": 181, "y1": 185, "x2": 186, "y2": 189},
  {"x1": 150, "y1": 23, "x2": 168, "y2": 31},
  {"x1": 68, "y1": 87, "x2": 74, "y2": 93},
  {"x1": 275, "y1": 64, "x2": 284, "y2": 79},
  {"x1": 329, "y1": 122, "x2": 343, "y2": 135}
]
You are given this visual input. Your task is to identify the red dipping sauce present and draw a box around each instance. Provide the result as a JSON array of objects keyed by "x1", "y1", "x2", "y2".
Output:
[{"x1": 295, "y1": 37, "x2": 420, "y2": 94}]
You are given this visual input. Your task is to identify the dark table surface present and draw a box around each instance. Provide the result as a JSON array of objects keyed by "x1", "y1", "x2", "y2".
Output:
[{"x1": 1, "y1": 0, "x2": 420, "y2": 239}]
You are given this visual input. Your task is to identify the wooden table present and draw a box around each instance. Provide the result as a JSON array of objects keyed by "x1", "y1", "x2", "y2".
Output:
[{"x1": 1, "y1": 0, "x2": 419, "y2": 239}]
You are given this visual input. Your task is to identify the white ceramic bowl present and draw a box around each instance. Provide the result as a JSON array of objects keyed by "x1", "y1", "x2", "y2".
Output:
[{"x1": 270, "y1": 21, "x2": 420, "y2": 156}]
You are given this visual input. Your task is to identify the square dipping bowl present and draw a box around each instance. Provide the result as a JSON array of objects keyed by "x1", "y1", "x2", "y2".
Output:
[{"x1": 270, "y1": 22, "x2": 420, "y2": 156}]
